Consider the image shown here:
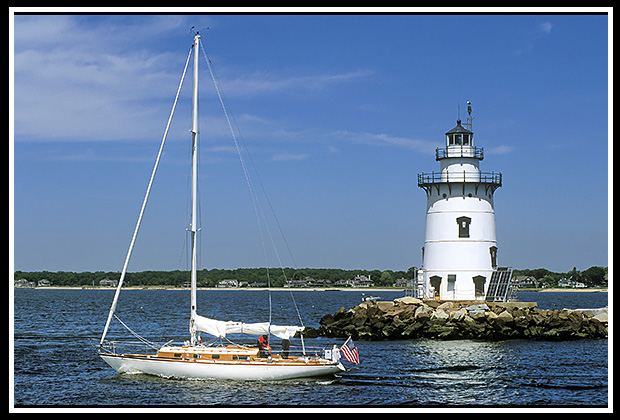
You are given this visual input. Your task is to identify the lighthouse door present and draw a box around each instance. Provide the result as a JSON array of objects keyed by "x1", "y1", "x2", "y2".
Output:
[
  {"x1": 429, "y1": 275, "x2": 442, "y2": 300},
  {"x1": 473, "y1": 275, "x2": 486, "y2": 299}
]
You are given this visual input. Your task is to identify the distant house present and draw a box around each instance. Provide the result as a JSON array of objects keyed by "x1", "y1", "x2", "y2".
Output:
[
  {"x1": 352, "y1": 275, "x2": 374, "y2": 288},
  {"x1": 14, "y1": 279, "x2": 35, "y2": 288},
  {"x1": 557, "y1": 278, "x2": 570, "y2": 287},
  {"x1": 306, "y1": 277, "x2": 333, "y2": 288},
  {"x1": 37, "y1": 279, "x2": 51, "y2": 287},
  {"x1": 217, "y1": 279, "x2": 239, "y2": 288},
  {"x1": 284, "y1": 279, "x2": 308, "y2": 288},
  {"x1": 100, "y1": 279, "x2": 118, "y2": 287},
  {"x1": 333, "y1": 278, "x2": 351, "y2": 287},
  {"x1": 393, "y1": 278, "x2": 414, "y2": 288},
  {"x1": 557, "y1": 277, "x2": 586, "y2": 288},
  {"x1": 512, "y1": 276, "x2": 540, "y2": 288}
]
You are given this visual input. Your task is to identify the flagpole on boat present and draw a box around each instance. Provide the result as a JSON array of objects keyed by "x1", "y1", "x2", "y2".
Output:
[{"x1": 189, "y1": 32, "x2": 200, "y2": 346}]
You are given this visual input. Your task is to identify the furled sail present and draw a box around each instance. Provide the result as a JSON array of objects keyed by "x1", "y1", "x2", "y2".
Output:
[{"x1": 194, "y1": 315, "x2": 304, "y2": 340}]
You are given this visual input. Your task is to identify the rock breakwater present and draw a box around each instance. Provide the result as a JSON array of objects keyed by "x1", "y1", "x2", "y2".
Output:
[{"x1": 304, "y1": 297, "x2": 608, "y2": 341}]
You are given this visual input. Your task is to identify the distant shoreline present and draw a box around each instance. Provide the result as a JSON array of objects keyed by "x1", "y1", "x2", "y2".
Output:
[
  {"x1": 15, "y1": 286, "x2": 608, "y2": 293},
  {"x1": 15, "y1": 286, "x2": 402, "y2": 292},
  {"x1": 534, "y1": 288, "x2": 608, "y2": 293}
]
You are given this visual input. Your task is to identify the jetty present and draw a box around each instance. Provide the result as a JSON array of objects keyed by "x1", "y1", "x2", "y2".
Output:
[{"x1": 304, "y1": 297, "x2": 608, "y2": 341}]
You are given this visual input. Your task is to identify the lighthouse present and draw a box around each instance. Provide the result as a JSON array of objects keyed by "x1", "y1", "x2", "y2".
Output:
[{"x1": 417, "y1": 103, "x2": 512, "y2": 301}]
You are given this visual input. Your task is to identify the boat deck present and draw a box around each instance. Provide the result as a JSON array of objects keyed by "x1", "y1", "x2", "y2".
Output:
[{"x1": 104, "y1": 344, "x2": 336, "y2": 367}]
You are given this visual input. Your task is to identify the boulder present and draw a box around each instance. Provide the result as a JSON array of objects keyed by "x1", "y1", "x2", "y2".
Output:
[
  {"x1": 567, "y1": 310, "x2": 584, "y2": 324},
  {"x1": 466, "y1": 303, "x2": 490, "y2": 312},
  {"x1": 466, "y1": 303, "x2": 490, "y2": 318},
  {"x1": 299, "y1": 326, "x2": 319, "y2": 338},
  {"x1": 437, "y1": 301, "x2": 457, "y2": 311},
  {"x1": 494, "y1": 310, "x2": 514, "y2": 326},
  {"x1": 319, "y1": 313, "x2": 334, "y2": 327},
  {"x1": 429, "y1": 308, "x2": 450, "y2": 324},
  {"x1": 593, "y1": 312, "x2": 608, "y2": 323},
  {"x1": 394, "y1": 296, "x2": 422, "y2": 306},
  {"x1": 333, "y1": 306, "x2": 349, "y2": 321},
  {"x1": 449, "y1": 309, "x2": 466, "y2": 322},
  {"x1": 401, "y1": 321, "x2": 424, "y2": 338},
  {"x1": 350, "y1": 313, "x2": 367, "y2": 327},
  {"x1": 414, "y1": 304, "x2": 433, "y2": 320},
  {"x1": 367, "y1": 305, "x2": 381, "y2": 318},
  {"x1": 397, "y1": 304, "x2": 418, "y2": 321},
  {"x1": 497, "y1": 310, "x2": 514, "y2": 321},
  {"x1": 425, "y1": 300, "x2": 442, "y2": 309},
  {"x1": 486, "y1": 311, "x2": 499, "y2": 321},
  {"x1": 514, "y1": 316, "x2": 530, "y2": 330},
  {"x1": 576, "y1": 307, "x2": 607, "y2": 319},
  {"x1": 377, "y1": 301, "x2": 395, "y2": 313}
]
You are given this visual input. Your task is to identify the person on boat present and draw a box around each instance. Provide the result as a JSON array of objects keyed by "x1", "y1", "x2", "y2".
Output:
[
  {"x1": 258, "y1": 334, "x2": 271, "y2": 358},
  {"x1": 281, "y1": 338, "x2": 290, "y2": 359}
]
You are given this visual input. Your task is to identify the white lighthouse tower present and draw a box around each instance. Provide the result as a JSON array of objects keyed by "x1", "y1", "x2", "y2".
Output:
[{"x1": 417, "y1": 103, "x2": 512, "y2": 301}]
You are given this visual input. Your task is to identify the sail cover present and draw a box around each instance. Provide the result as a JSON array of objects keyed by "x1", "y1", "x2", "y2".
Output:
[{"x1": 194, "y1": 315, "x2": 304, "y2": 340}]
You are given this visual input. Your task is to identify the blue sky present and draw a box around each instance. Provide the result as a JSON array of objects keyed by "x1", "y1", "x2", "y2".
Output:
[{"x1": 11, "y1": 12, "x2": 610, "y2": 273}]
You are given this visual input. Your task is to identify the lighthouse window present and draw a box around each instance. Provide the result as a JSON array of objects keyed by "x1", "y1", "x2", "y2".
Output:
[
  {"x1": 457, "y1": 216, "x2": 471, "y2": 238},
  {"x1": 463, "y1": 134, "x2": 470, "y2": 145},
  {"x1": 489, "y1": 246, "x2": 498, "y2": 268}
]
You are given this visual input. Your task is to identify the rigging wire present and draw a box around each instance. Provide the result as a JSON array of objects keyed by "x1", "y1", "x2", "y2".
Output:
[
  {"x1": 199, "y1": 42, "x2": 305, "y2": 329},
  {"x1": 200, "y1": 44, "x2": 273, "y2": 324},
  {"x1": 99, "y1": 45, "x2": 194, "y2": 346},
  {"x1": 113, "y1": 314, "x2": 160, "y2": 350}
]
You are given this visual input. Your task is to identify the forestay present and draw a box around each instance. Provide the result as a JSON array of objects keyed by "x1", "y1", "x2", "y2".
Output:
[{"x1": 194, "y1": 315, "x2": 304, "y2": 340}]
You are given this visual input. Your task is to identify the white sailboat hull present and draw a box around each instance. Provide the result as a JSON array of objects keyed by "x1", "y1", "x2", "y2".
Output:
[{"x1": 100, "y1": 353, "x2": 345, "y2": 381}]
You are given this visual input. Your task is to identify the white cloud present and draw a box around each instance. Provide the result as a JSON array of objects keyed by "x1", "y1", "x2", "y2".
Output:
[
  {"x1": 13, "y1": 16, "x2": 187, "y2": 142},
  {"x1": 486, "y1": 145, "x2": 516, "y2": 155},
  {"x1": 270, "y1": 152, "x2": 310, "y2": 162},
  {"x1": 13, "y1": 15, "x2": 372, "y2": 144},
  {"x1": 334, "y1": 130, "x2": 438, "y2": 154},
  {"x1": 214, "y1": 69, "x2": 373, "y2": 97},
  {"x1": 539, "y1": 21, "x2": 554, "y2": 34}
]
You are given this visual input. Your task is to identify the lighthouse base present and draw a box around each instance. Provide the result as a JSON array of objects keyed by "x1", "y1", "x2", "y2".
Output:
[{"x1": 417, "y1": 267, "x2": 514, "y2": 302}]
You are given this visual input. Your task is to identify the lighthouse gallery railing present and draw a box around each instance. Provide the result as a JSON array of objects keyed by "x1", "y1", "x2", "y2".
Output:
[{"x1": 417, "y1": 171, "x2": 502, "y2": 188}]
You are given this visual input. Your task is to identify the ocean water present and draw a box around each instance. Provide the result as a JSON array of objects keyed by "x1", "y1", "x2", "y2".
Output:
[{"x1": 12, "y1": 288, "x2": 608, "y2": 407}]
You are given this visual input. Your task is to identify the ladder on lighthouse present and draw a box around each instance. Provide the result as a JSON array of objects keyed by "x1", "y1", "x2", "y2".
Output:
[{"x1": 485, "y1": 267, "x2": 514, "y2": 302}]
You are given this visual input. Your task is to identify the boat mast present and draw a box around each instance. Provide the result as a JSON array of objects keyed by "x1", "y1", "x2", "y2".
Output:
[{"x1": 189, "y1": 32, "x2": 200, "y2": 346}]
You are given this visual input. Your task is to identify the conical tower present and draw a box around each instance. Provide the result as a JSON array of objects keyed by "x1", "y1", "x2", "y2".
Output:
[{"x1": 417, "y1": 103, "x2": 507, "y2": 301}]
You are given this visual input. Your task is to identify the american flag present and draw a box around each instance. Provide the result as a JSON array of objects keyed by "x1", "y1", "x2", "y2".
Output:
[{"x1": 340, "y1": 337, "x2": 359, "y2": 364}]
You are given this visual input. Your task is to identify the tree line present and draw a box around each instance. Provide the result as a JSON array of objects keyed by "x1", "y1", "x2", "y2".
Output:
[
  {"x1": 512, "y1": 266, "x2": 607, "y2": 288},
  {"x1": 13, "y1": 265, "x2": 607, "y2": 288},
  {"x1": 12, "y1": 267, "x2": 417, "y2": 288}
]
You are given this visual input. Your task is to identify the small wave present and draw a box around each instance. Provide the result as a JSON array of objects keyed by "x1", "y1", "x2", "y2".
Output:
[
  {"x1": 407, "y1": 364, "x2": 481, "y2": 374},
  {"x1": 526, "y1": 381, "x2": 607, "y2": 391},
  {"x1": 315, "y1": 379, "x2": 336, "y2": 385}
]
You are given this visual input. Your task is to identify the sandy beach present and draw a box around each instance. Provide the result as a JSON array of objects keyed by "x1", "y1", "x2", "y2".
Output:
[{"x1": 536, "y1": 288, "x2": 608, "y2": 293}]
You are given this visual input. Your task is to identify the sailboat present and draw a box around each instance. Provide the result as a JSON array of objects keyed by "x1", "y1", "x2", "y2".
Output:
[{"x1": 97, "y1": 32, "x2": 345, "y2": 381}]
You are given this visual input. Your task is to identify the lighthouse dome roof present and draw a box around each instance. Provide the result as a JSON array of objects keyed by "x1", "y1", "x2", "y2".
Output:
[{"x1": 445, "y1": 119, "x2": 473, "y2": 135}]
